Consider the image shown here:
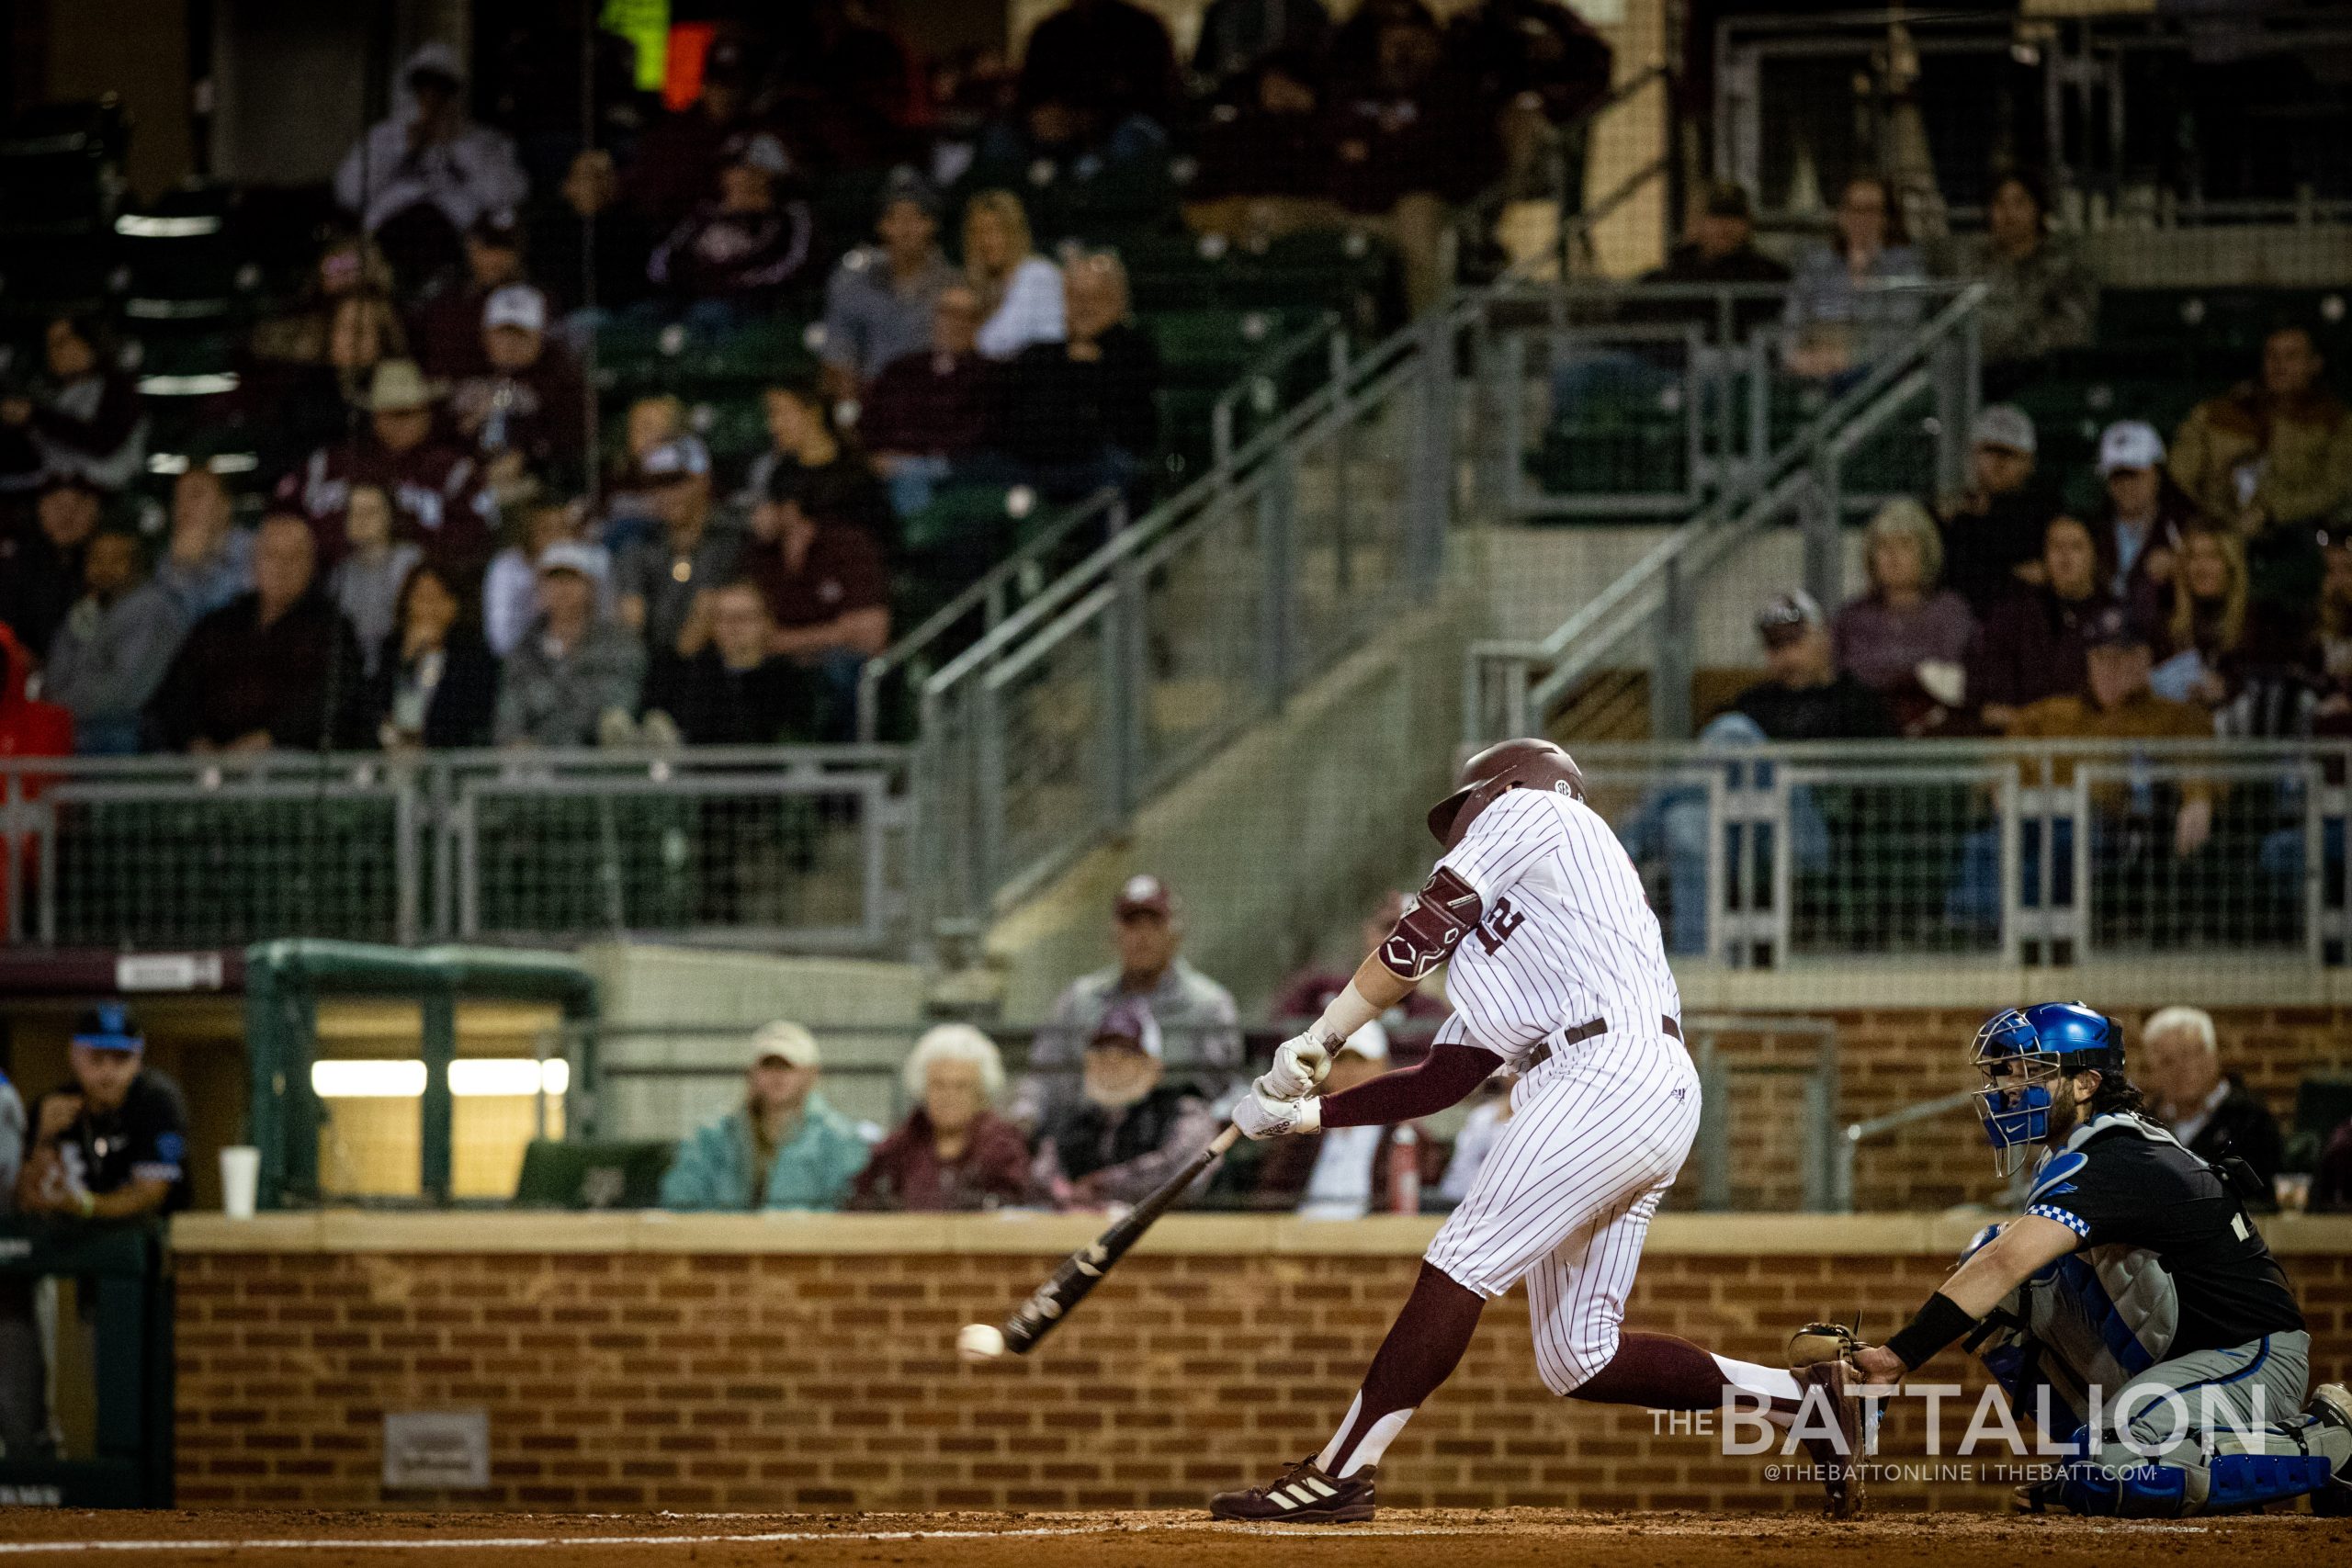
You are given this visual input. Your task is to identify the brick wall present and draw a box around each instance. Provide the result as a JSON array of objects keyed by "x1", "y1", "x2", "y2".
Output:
[
  {"x1": 1699, "y1": 1006, "x2": 2351, "y2": 1213},
  {"x1": 171, "y1": 1216, "x2": 2352, "y2": 1514}
]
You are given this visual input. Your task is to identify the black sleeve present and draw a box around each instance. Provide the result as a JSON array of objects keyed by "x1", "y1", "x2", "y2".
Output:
[
  {"x1": 2019, "y1": 1144, "x2": 2133, "y2": 1249},
  {"x1": 125, "y1": 1078, "x2": 191, "y2": 1190},
  {"x1": 147, "y1": 615, "x2": 213, "y2": 750}
]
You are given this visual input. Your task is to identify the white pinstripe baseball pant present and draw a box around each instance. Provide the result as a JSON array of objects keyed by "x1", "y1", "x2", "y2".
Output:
[{"x1": 1424, "y1": 1027, "x2": 1701, "y2": 1396}]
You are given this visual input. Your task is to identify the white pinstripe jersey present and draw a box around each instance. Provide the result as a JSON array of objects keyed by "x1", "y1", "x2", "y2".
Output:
[{"x1": 1427, "y1": 786, "x2": 1680, "y2": 1067}]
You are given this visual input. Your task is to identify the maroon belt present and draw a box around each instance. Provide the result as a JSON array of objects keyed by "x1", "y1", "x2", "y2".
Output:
[{"x1": 1524, "y1": 1014, "x2": 1681, "y2": 1071}]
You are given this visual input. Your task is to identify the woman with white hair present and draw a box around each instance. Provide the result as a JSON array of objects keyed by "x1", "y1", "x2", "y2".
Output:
[
  {"x1": 851, "y1": 1025, "x2": 1034, "y2": 1211},
  {"x1": 1831, "y1": 497, "x2": 1976, "y2": 734}
]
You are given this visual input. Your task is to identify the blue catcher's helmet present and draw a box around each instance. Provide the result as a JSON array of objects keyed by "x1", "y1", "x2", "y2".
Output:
[{"x1": 1972, "y1": 1003, "x2": 2123, "y2": 1174}]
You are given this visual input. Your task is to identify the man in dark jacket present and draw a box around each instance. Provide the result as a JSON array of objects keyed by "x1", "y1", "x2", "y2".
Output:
[
  {"x1": 147, "y1": 513, "x2": 366, "y2": 751},
  {"x1": 1033, "y1": 1000, "x2": 1216, "y2": 1211},
  {"x1": 1731, "y1": 591, "x2": 1896, "y2": 740},
  {"x1": 1938, "y1": 404, "x2": 2062, "y2": 616},
  {"x1": 993, "y1": 251, "x2": 1160, "y2": 501},
  {"x1": 2141, "y1": 1005, "x2": 2286, "y2": 1207},
  {"x1": 1634, "y1": 182, "x2": 1791, "y2": 340}
]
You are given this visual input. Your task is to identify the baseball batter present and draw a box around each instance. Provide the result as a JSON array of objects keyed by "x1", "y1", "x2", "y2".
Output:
[{"x1": 1210, "y1": 739, "x2": 1860, "y2": 1523}]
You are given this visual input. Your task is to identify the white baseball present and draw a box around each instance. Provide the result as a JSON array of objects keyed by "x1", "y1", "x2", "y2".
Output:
[{"x1": 956, "y1": 1322, "x2": 1007, "y2": 1362}]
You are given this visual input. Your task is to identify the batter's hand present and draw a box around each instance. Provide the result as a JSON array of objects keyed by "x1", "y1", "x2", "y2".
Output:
[
  {"x1": 1233, "y1": 1088, "x2": 1320, "y2": 1141},
  {"x1": 1257, "y1": 1032, "x2": 1334, "y2": 1100}
]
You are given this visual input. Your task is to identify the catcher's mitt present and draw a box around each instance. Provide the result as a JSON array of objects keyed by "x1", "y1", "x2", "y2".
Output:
[{"x1": 1786, "y1": 1320, "x2": 1871, "y2": 1371}]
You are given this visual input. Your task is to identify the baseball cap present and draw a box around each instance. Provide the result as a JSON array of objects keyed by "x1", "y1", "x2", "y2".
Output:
[
  {"x1": 2098, "y1": 420, "x2": 2165, "y2": 475},
  {"x1": 482, "y1": 284, "x2": 547, "y2": 333},
  {"x1": 360, "y1": 359, "x2": 438, "y2": 412},
  {"x1": 537, "y1": 540, "x2": 605, "y2": 581},
  {"x1": 1756, "y1": 590, "x2": 1825, "y2": 649},
  {"x1": 469, "y1": 212, "x2": 524, "y2": 250},
  {"x1": 879, "y1": 164, "x2": 940, "y2": 219},
  {"x1": 1970, "y1": 403, "x2": 2037, "y2": 456},
  {"x1": 72, "y1": 1000, "x2": 144, "y2": 1053},
  {"x1": 1114, "y1": 874, "x2": 1174, "y2": 920},
  {"x1": 639, "y1": 434, "x2": 711, "y2": 481},
  {"x1": 750, "y1": 1020, "x2": 821, "y2": 1070},
  {"x1": 1089, "y1": 999, "x2": 1163, "y2": 1060},
  {"x1": 1701, "y1": 180, "x2": 1753, "y2": 220},
  {"x1": 2085, "y1": 605, "x2": 2150, "y2": 652},
  {"x1": 728, "y1": 132, "x2": 791, "y2": 176}
]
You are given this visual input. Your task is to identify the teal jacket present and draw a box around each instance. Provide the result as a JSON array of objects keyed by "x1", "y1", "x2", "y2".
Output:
[{"x1": 659, "y1": 1091, "x2": 871, "y2": 1211}]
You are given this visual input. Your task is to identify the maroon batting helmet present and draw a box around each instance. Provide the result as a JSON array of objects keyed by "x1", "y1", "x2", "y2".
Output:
[{"x1": 1427, "y1": 738, "x2": 1586, "y2": 849}]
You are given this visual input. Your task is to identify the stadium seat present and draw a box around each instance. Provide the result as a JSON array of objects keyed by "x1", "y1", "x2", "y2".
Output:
[{"x1": 513, "y1": 1138, "x2": 675, "y2": 1209}]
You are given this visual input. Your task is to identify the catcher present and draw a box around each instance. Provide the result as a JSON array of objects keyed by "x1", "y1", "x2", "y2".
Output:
[{"x1": 1800, "y1": 1002, "x2": 2351, "y2": 1516}]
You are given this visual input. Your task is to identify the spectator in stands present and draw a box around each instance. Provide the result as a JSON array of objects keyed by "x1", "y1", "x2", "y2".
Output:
[
  {"x1": 529, "y1": 149, "x2": 656, "y2": 320},
  {"x1": 0, "y1": 1056, "x2": 37, "y2": 1458},
  {"x1": 850, "y1": 1024, "x2": 1033, "y2": 1212},
  {"x1": 659, "y1": 1021, "x2": 870, "y2": 1212},
  {"x1": 2001, "y1": 608, "x2": 2216, "y2": 853},
  {"x1": 483, "y1": 496, "x2": 607, "y2": 658},
  {"x1": 0, "y1": 473, "x2": 105, "y2": 661},
  {"x1": 642, "y1": 581, "x2": 811, "y2": 745},
  {"x1": 1831, "y1": 499, "x2": 1973, "y2": 735},
  {"x1": 326, "y1": 485, "x2": 423, "y2": 680},
  {"x1": 2154, "y1": 525, "x2": 2247, "y2": 712},
  {"x1": 962, "y1": 191, "x2": 1066, "y2": 361},
  {"x1": 616, "y1": 435, "x2": 742, "y2": 671},
  {"x1": 2171, "y1": 322, "x2": 2352, "y2": 608},
  {"x1": 412, "y1": 214, "x2": 529, "y2": 379},
  {"x1": 624, "y1": 35, "x2": 763, "y2": 230},
  {"x1": 1250, "y1": 1023, "x2": 1441, "y2": 1217},
  {"x1": 153, "y1": 468, "x2": 254, "y2": 622},
  {"x1": 1731, "y1": 592, "x2": 1895, "y2": 740},
  {"x1": 741, "y1": 480, "x2": 890, "y2": 740},
  {"x1": 1964, "y1": 169, "x2": 2097, "y2": 391},
  {"x1": 860, "y1": 284, "x2": 996, "y2": 517},
  {"x1": 41, "y1": 531, "x2": 186, "y2": 755},
  {"x1": 1325, "y1": 6, "x2": 1497, "y2": 315},
  {"x1": 277, "y1": 360, "x2": 497, "y2": 573},
  {"x1": 1937, "y1": 403, "x2": 2059, "y2": 615},
  {"x1": 744, "y1": 381, "x2": 894, "y2": 544},
  {"x1": 1640, "y1": 182, "x2": 1792, "y2": 334},
  {"x1": 334, "y1": 44, "x2": 528, "y2": 289},
  {"x1": 248, "y1": 290, "x2": 410, "y2": 469},
  {"x1": 249, "y1": 234, "x2": 397, "y2": 367},
  {"x1": 820, "y1": 168, "x2": 958, "y2": 397},
  {"x1": 368, "y1": 560, "x2": 497, "y2": 750},
  {"x1": 602, "y1": 394, "x2": 688, "y2": 551},
  {"x1": 2140, "y1": 1005, "x2": 2284, "y2": 1205},
  {"x1": 2320, "y1": 529, "x2": 2352, "y2": 719},
  {"x1": 1967, "y1": 513, "x2": 2113, "y2": 729},
  {"x1": 15, "y1": 1003, "x2": 189, "y2": 1223},
  {"x1": 149, "y1": 513, "x2": 366, "y2": 753},
  {"x1": 1193, "y1": 0, "x2": 1330, "y2": 91},
  {"x1": 993, "y1": 250, "x2": 1161, "y2": 502},
  {"x1": 492, "y1": 541, "x2": 644, "y2": 748},
  {"x1": 2086, "y1": 420, "x2": 2198, "y2": 632},
  {"x1": 647, "y1": 133, "x2": 814, "y2": 321},
  {"x1": 0, "y1": 316, "x2": 144, "y2": 494},
  {"x1": 1016, "y1": 0, "x2": 1182, "y2": 142},
  {"x1": 1013, "y1": 875, "x2": 1242, "y2": 1132},
  {"x1": 1032, "y1": 999, "x2": 1217, "y2": 1211},
  {"x1": 1783, "y1": 175, "x2": 1925, "y2": 383},
  {"x1": 448, "y1": 285, "x2": 586, "y2": 489},
  {"x1": 1269, "y1": 890, "x2": 1447, "y2": 1032},
  {"x1": 1184, "y1": 51, "x2": 1339, "y2": 243}
]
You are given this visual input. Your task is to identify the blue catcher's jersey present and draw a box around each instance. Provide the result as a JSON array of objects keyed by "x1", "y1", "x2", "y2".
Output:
[{"x1": 2023, "y1": 1112, "x2": 2302, "y2": 1356}]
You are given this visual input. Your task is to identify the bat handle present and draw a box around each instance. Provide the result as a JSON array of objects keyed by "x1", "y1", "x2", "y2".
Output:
[{"x1": 1208, "y1": 1122, "x2": 1242, "y2": 1157}]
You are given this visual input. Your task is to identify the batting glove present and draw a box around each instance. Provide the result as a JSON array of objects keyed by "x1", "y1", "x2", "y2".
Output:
[
  {"x1": 1257, "y1": 1032, "x2": 1336, "y2": 1101},
  {"x1": 1233, "y1": 1088, "x2": 1322, "y2": 1141}
]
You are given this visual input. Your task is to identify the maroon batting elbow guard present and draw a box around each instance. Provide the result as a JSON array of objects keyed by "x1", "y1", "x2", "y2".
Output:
[
  {"x1": 1884, "y1": 1291, "x2": 1975, "y2": 1371},
  {"x1": 1380, "y1": 865, "x2": 1483, "y2": 981}
]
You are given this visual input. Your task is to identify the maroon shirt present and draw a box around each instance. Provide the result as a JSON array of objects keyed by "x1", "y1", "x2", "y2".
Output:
[
  {"x1": 746, "y1": 524, "x2": 888, "y2": 631},
  {"x1": 849, "y1": 1109, "x2": 1032, "y2": 1212},
  {"x1": 859, "y1": 349, "x2": 994, "y2": 458},
  {"x1": 276, "y1": 435, "x2": 498, "y2": 571}
]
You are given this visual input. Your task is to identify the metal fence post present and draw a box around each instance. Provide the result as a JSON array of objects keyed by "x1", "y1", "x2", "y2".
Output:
[
  {"x1": 1105, "y1": 553, "x2": 1146, "y2": 821},
  {"x1": 1259, "y1": 459, "x2": 1298, "y2": 703},
  {"x1": 1653, "y1": 552, "x2": 1693, "y2": 741},
  {"x1": 1406, "y1": 310, "x2": 1453, "y2": 598},
  {"x1": 420, "y1": 989, "x2": 456, "y2": 1205},
  {"x1": 1694, "y1": 1032, "x2": 1731, "y2": 1211},
  {"x1": 975, "y1": 679, "x2": 1008, "y2": 909},
  {"x1": 1802, "y1": 460, "x2": 1842, "y2": 619}
]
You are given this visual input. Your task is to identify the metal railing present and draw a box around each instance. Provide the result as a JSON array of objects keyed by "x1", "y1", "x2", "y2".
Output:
[
  {"x1": 1564, "y1": 738, "x2": 2351, "y2": 971},
  {"x1": 1464, "y1": 280, "x2": 1986, "y2": 745},
  {"x1": 1836, "y1": 1087, "x2": 1978, "y2": 1213},
  {"x1": 0, "y1": 747, "x2": 910, "y2": 953}
]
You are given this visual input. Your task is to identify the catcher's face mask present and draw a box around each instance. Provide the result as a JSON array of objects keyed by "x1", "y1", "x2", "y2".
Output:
[{"x1": 1973, "y1": 1010, "x2": 2061, "y2": 1177}]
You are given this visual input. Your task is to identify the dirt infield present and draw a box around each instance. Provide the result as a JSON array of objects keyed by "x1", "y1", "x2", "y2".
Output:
[{"x1": 0, "y1": 1511, "x2": 2345, "y2": 1567}]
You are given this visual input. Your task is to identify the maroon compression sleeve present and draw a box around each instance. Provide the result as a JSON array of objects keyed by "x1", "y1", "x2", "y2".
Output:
[{"x1": 1319, "y1": 1043, "x2": 1506, "y2": 1127}]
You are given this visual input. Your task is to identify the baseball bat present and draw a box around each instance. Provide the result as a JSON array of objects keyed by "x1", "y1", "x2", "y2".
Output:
[{"x1": 1001, "y1": 1122, "x2": 1241, "y2": 1354}]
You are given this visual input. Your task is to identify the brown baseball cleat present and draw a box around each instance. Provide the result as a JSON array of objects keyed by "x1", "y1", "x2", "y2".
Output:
[
  {"x1": 1208, "y1": 1458, "x2": 1376, "y2": 1523},
  {"x1": 1799, "y1": 1359, "x2": 1867, "y2": 1519}
]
